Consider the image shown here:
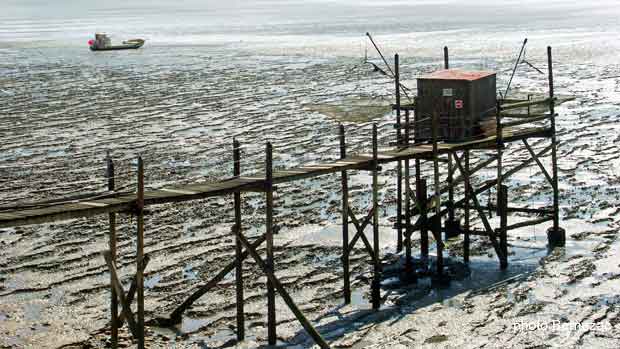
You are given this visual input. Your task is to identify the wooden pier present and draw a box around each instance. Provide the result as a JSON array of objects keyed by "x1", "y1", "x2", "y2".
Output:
[{"x1": 0, "y1": 46, "x2": 567, "y2": 348}]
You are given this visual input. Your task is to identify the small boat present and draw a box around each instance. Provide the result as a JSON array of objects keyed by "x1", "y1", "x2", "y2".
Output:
[{"x1": 89, "y1": 34, "x2": 145, "y2": 51}]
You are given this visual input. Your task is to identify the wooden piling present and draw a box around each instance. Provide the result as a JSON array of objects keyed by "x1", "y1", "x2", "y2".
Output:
[
  {"x1": 547, "y1": 46, "x2": 565, "y2": 246},
  {"x1": 419, "y1": 179, "x2": 428, "y2": 263},
  {"x1": 339, "y1": 125, "x2": 351, "y2": 304},
  {"x1": 431, "y1": 113, "x2": 443, "y2": 275},
  {"x1": 416, "y1": 159, "x2": 427, "y2": 260},
  {"x1": 233, "y1": 139, "x2": 244, "y2": 341},
  {"x1": 499, "y1": 185, "x2": 508, "y2": 269},
  {"x1": 371, "y1": 124, "x2": 380, "y2": 310},
  {"x1": 106, "y1": 153, "x2": 118, "y2": 348},
  {"x1": 464, "y1": 150, "x2": 470, "y2": 263},
  {"x1": 395, "y1": 53, "x2": 403, "y2": 253},
  {"x1": 265, "y1": 142, "x2": 276, "y2": 345},
  {"x1": 447, "y1": 153, "x2": 455, "y2": 236},
  {"x1": 404, "y1": 110, "x2": 412, "y2": 274},
  {"x1": 136, "y1": 157, "x2": 145, "y2": 349}
]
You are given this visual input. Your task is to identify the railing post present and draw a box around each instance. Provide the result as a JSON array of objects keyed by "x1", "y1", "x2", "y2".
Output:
[
  {"x1": 265, "y1": 142, "x2": 276, "y2": 345},
  {"x1": 233, "y1": 139, "x2": 244, "y2": 340},
  {"x1": 339, "y1": 125, "x2": 351, "y2": 304}
]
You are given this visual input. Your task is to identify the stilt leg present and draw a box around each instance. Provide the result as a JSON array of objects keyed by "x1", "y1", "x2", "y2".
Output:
[
  {"x1": 339, "y1": 125, "x2": 351, "y2": 304},
  {"x1": 106, "y1": 154, "x2": 118, "y2": 348},
  {"x1": 371, "y1": 124, "x2": 381, "y2": 310},
  {"x1": 546, "y1": 46, "x2": 565, "y2": 246},
  {"x1": 464, "y1": 150, "x2": 470, "y2": 263},
  {"x1": 136, "y1": 157, "x2": 145, "y2": 349},
  {"x1": 265, "y1": 143, "x2": 276, "y2": 345},
  {"x1": 233, "y1": 139, "x2": 244, "y2": 340}
]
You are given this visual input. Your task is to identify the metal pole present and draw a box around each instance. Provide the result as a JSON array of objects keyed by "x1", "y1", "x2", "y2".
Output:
[
  {"x1": 371, "y1": 124, "x2": 381, "y2": 310},
  {"x1": 136, "y1": 157, "x2": 145, "y2": 349},
  {"x1": 339, "y1": 125, "x2": 351, "y2": 304},
  {"x1": 265, "y1": 142, "x2": 276, "y2": 345},
  {"x1": 233, "y1": 139, "x2": 244, "y2": 340},
  {"x1": 106, "y1": 153, "x2": 118, "y2": 348},
  {"x1": 395, "y1": 54, "x2": 403, "y2": 253},
  {"x1": 444, "y1": 46, "x2": 449, "y2": 69}
]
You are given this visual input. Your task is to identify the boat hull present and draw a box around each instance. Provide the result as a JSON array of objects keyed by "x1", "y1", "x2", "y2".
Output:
[{"x1": 90, "y1": 40, "x2": 144, "y2": 51}]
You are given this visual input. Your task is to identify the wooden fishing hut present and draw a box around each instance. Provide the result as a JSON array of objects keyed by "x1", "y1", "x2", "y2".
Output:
[{"x1": 0, "y1": 46, "x2": 567, "y2": 348}]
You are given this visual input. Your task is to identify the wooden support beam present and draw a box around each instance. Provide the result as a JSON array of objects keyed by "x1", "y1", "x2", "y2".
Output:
[
  {"x1": 233, "y1": 139, "x2": 244, "y2": 341},
  {"x1": 339, "y1": 125, "x2": 351, "y2": 304},
  {"x1": 136, "y1": 157, "x2": 145, "y2": 349},
  {"x1": 507, "y1": 216, "x2": 553, "y2": 231},
  {"x1": 168, "y1": 235, "x2": 266, "y2": 324},
  {"x1": 102, "y1": 250, "x2": 139, "y2": 339},
  {"x1": 371, "y1": 124, "x2": 381, "y2": 310},
  {"x1": 502, "y1": 115, "x2": 549, "y2": 128},
  {"x1": 500, "y1": 97, "x2": 554, "y2": 111},
  {"x1": 265, "y1": 142, "x2": 276, "y2": 345},
  {"x1": 236, "y1": 233, "x2": 329, "y2": 349},
  {"x1": 106, "y1": 153, "x2": 119, "y2": 349},
  {"x1": 523, "y1": 139, "x2": 553, "y2": 186},
  {"x1": 457, "y1": 203, "x2": 554, "y2": 215}
]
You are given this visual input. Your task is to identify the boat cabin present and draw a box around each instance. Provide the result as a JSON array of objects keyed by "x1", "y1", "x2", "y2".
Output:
[{"x1": 93, "y1": 33, "x2": 111, "y2": 49}]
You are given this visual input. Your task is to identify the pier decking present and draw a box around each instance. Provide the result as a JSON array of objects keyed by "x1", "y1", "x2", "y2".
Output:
[{"x1": 0, "y1": 125, "x2": 548, "y2": 229}]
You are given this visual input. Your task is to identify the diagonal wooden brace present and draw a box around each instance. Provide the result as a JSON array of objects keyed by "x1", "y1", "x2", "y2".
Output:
[
  {"x1": 118, "y1": 254, "x2": 151, "y2": 327},
  {"x1": 166, "y1": 234, "x2": 267, "y2": 324},
  {"x1": 347, "y1": 206, "x2": 375, "y2": 258},
  {"x1": 522, "y1": 139, "x2": 553, "y2": 186},
  {"x1": 452, "y1": 153, "x2": 506, "y2": 263},
  {"x1": 236, "y1": 232, "x2": 329, "y2": 349},
  {"x1": 102, "y1": 250, "x2": 140, "y2": 339}
]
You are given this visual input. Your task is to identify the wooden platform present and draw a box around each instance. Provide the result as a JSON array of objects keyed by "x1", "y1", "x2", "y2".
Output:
[{"x1": 0, "y1": 126, "x2": 549, "y2": 228}]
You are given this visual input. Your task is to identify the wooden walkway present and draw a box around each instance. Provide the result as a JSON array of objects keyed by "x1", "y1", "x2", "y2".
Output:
[{"x1": 0, "y1": 126, "x2": 549, "y2": 229}]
